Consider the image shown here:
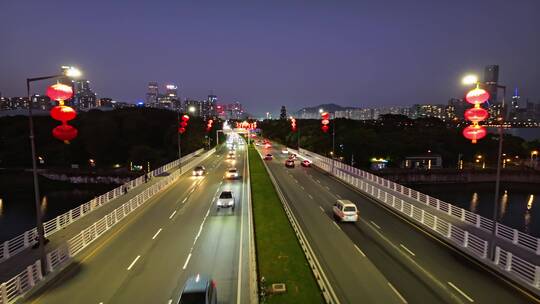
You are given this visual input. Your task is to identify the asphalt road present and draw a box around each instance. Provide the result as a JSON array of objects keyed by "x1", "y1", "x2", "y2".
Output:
[
  {"x1": 24, "y1": 142, "x2": 251, "y2": 304},
  {"x1": 259, "y1": 143, "x2": 537, "y2": 304}
]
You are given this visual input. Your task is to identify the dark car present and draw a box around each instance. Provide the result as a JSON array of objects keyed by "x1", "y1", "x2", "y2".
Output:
[
  {"x1": 178, "y1": 274, "x2": 217, "y2": 304},
  {"x1": 285, "y1": 159, "x2": 295, "y2": 168},
  {"x1": 264, "y1": 154, "x2": 273, "y2": 160},
  {"x1": 301, "y1": 160, "x2": 311, "y2": 167}
]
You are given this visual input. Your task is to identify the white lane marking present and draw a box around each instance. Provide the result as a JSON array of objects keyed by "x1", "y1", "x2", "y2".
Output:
[
  {"x1": 152, "y1": 228, "x2": 162, "y2": 240},
  {"x1": 388, "y1": 282, "x2": 408, "y2": 303},
  {"x1": 167, "y1": 300, "x2": 172, "y2": 304},
  {"x1": 319, "y1": 206, "x2": 325, "y2": 212},
  {"x1": 400, "y1": 244, "x2": 416, "y2": 257},
  {"x1": 181, "y1": 197, "x2": 187, "y2": 204},
  {"x1": 182, "y1": 253, "x2": 192, "y2": 270},
  {"x1": 370, "y1": 221, "x2": 381, "y2": 229},
  {"x1": 316, "y1": 179, "x2": 321, "y2": 183},
  {"x1": 300, "y1": 185, "x2": 305, "y2": 190},
  {"x1": 294, "y1": 179, "x2": 299, "y2": 184},
  {"x1": 335, "y1": 194, "x2": 341, "y2": 199},
  {"x1": 354, "y1": 244, "x2": 366, "y2": 257},
  {"x1": 127, "y1": 255, "x2": 141, "y2": 270},
  {"x1": 324, "y1": 186, "x2": 330, "y2": 190},
  {"x1": 215, "y1": 188, "x2": 220, "y2": 195},
  {"x1": 308, "y1": 194, "x2": 314, "y2": 199},
  {"x1": 448, "y1": 282, "x2": 474, "y2": 302},
  {"x1": 333, "y1": 222, "x2": 341, "y2": 230},
  {"x1": 236, "y1": 151, "x2": 247, "y2": 304},
  {"x1": 169, "y1": 210, "x2": 177, "y2": 219}
]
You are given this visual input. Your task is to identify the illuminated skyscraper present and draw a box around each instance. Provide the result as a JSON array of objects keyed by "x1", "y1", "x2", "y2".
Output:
[
  {"x1": 74, "y1": 79, "x2": 97, "y2": 109},
  {"x1": 146, "y1": 82, "x2": 159, "y2": 104}
]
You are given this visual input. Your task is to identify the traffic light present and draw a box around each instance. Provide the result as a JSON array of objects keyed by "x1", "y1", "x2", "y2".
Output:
[
  {"x1": 290, "y1": 117, "x2": 297, "y2": 132},
  {"x1": 179, "y1": 114, "x2": 190, "y2": 134},
  {"x1": 206, "y1": 119, "x2": 214, "y2": 132},
  {"x1": 321, "y1": 112, "x2": 330, "y2": 133}
]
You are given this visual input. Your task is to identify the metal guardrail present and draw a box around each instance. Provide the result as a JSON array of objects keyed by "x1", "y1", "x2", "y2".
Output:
[
  {"x1": 0, "y1": 148, "x2": 215, "y2": 304},
  {"x1": 254, "y1": 147, "x2": 339, "y2": 304},
  {"x1": 0, "y1": 149, "x2": 203, "y2": 264},
  {"x1": 293, "y1": 148, "x2": 540, "y2": 292}
]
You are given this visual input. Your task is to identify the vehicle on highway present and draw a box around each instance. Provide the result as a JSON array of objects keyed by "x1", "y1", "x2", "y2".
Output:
[
  {"x1": 264, "y1": 154, "x2": 273, "y2": 160},
  {"x1": 281, "y1": 149, "x2": 289, "y2": 154},
  {"x1": 217, "y1": 190, "x2": 235, "y2": 209},
  {"x1": 301, "y1": 160, "x2": 311, "y2": 167},
  {"x1": 264, "y1": 143, "x2": 272, "y2": 148},
  {"x1": 192, "y1": 166, "x2": 206, "y2": 176},
  {"x1": 285, "y1": 159, "x2": 295, "y2": 168},
  {"x1": 332, "y1": 200, "x2": 359, "y2": 222},
  {"x1": 227, "y1": 153, "x2": 235, "y2": 160},
  {"x1": 178, "y1": 274, "x2": 217, "y2": 304},
  {"x1": 225, "y1": 168, "x2": 239, "y2": 179},
  {"x1": 289, "y1": 153, "x2": 297, "y2": 160}
]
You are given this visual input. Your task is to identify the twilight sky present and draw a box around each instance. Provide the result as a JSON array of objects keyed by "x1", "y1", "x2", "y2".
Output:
[{"x1": 1, "y1": 0, "x2": 539, "y2": 116}]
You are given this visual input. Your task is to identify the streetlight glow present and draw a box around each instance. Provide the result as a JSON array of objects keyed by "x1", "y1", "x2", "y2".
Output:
[
  {"x1": 62, "y1": 66, "x2": 82, "y2": 78},
  {"x1": 188, "y1": 106, "x2": 196, "y2": 113},
  {"x1": 462, "y1": 74, "x2": 478, "y2": 85}
]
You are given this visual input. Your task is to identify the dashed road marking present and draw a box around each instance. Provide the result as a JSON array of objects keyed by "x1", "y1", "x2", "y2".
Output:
[
  {"x1": 324, "y1": 186, "x2": 330, "y2": 190},
  {"x1": 181, "y1": 197, "x2": 187, "y2": 204},
  {"x1": 354, "y1": 244, "x2": 366, "y2": 257},
  {"x1": 300, "y1": 185, "x2": 305, "y2": 190},
  {"x1": 370, "y1": 221, "x2": 381, "y2": 229},
  {"x1": 333, "y1": 222, "x2": 341, "y2": 230},
  {"x1": 169, "y1": 210, "x2": 177, "y2": 219},
  {"x1": 319, "y1": 206, "x2": 325, "y2": 212},
  {"x1": 182, "y1": 253, "x2": 192, "y2": 270},
  {"x1": 127, "y1": 255, "x2": 141, "y2": 271},
  {"x1": 308, "y1": 194, "x2": 314, "y2": 199},
  {"x1": 152, "y1": 228, "x2": 162, "y2": 240},
  {"x1": 400, "y1": 244, "x2": 416, "y2": 257},
  {"x1": 335, "y1": 194, "x2": 341, "y2": 199},
  {"x1": 448, "y1": 282, "x2": 474, "y2": 302},
  {"x1": 388, "y1": 282, "x2": 408, "y2": 303}
]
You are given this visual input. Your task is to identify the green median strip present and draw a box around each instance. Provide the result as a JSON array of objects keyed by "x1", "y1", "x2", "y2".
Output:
[{"x1": 249, "y1": 145, "x2": 323, "y2": 304}]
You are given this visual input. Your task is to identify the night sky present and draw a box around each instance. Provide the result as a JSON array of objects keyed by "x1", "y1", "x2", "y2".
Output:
[{"x1": 1, "y1": 0, "x2": 539, "y2": 116}]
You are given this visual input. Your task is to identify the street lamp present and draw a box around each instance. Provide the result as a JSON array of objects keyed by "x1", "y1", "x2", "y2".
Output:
[
  {"x1": 461, "y1": 72, "x2": 506, "y2": 261},
  {"x1": 531, "y1": 150, "x2": 539, "y2": 168},
  {"x1": 27, "y1": 66, "x2": 81, "y2": 275}
]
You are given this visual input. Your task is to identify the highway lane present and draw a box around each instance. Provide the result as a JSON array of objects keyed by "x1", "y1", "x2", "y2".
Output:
[
  {"x1": 255, "y1": 146, "x2": 403, "y2": 304},
  {"x1": 24, "y1": 142, "x2": 251, "y2": 304},
  {"x1": 261, "y1": 143, "x2": 535, "y2": 304}
]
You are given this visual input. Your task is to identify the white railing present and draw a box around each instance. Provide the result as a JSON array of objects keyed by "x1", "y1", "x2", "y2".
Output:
[
  {"x1": 298, "y1": 148, "x2": 540, "y2": 255},
  {"x1": 292, "y1": 147, "x2": 540, "y2": 291},
  {"x1": 0, "y1": 148, "x2": 215, "y2": 304},
  {"x1": 0, "y1": 148, "x2": 203, "y2": 264}
]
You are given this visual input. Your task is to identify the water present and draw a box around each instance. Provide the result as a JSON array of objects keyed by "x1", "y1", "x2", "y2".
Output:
[
  {"x1": 411, "y1": 182, "x2": 540, "y2": 237},
  {"x1": 0, "y1": 172, "x2": 116, "y2": 242}
]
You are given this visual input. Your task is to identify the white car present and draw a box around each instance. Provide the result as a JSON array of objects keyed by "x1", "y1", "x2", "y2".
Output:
[
  {"x1": 217, "y1": 190, "x2": 234, "y2": 209},
  {"x1": 281, "y1": 149, "x2": 289, "y2": 154},
  {"x1": 225, "y1": 168, "x2": 239, "y2": 179},
  {"x1": 332, "y1": 200, "x2": 359, "y2": 222}
]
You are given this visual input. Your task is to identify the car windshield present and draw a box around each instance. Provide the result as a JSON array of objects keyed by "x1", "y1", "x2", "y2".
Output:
[
  {"x1": 266, "y1": 154, "x2": 272, "y2": 157},
  {"x1": 179, "y1": 292, "x2": 206, "y2": 304},
  {"x1": 194, "y1": 166, "x2": 204, "y2": 171},
  {"x1": 344, "y1": 206, "x2": 357, "y2": 212},
  {"x1": 229, "y1": 169, "x2": 237, "y2": 173},
  {"x1": 220, "y1": 192, "x2": 233, "y2": 199}
]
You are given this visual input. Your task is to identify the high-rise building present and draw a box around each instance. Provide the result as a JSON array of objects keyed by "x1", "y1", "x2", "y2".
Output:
[
  {"x1": 31, "y1": 95, "x2": 52, "y2": 111},
  {"x1": 510, "y1": 88, "x2": 520, "y2": 121},
  {"x1": 74, "y1": 80, "x2": 97, "y2": 109},
  {"x1": 201, "y1": 95, "x2": 217, "y2": 119},
  {"x1": 280, "y1": 106, "x2": 287, "y2": 120},
  {"x1": 483, "y1": 65, "x2": 499, "y2": 108},
  {"x1": 146, "y1": 82, "x2": 159, "y2": 104}
]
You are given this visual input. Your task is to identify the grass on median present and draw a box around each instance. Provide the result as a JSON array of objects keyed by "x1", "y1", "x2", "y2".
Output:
[{"x1": 249, "y1": 145, "x2": 323, "y2": 304}]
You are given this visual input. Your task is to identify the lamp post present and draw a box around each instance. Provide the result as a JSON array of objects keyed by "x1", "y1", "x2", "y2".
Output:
[
  {"x1": 531, "y1": 150, "x2": 538, "y2": 168},
  {"x1": 27, "y1": 66, "x2": 81, "y2": 275},
  {"x1": 462, "y1": 73, "x2": 507, "y2": 260}
]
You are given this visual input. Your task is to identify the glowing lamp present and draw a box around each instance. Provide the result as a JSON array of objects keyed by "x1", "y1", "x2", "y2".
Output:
[
  {"x1": 52, "y1": 124, "x2": 78, "y2": 142},
  {"x1": 50, "y1": 105, "x2": 77, "y2": 122},
  {"x1": 464, "y1": 107, "x2": 489, "y2": 123},
  {"x1": 321, "y1": 125, "x2": 329, "y2": 133},
  {"x1": 46, "y1": 83, "x2": 73, "y2": 101},
  {"x1": 322, "y1": 119, "x2": 330, "y2": 125},
  {"x1": 465, "y1": 88, "x2": 490, "y2": 105},
  {"x1": 463, "y1": 125, "x2": 487, "y2": 144},
  {"x1": 181, "y1": 115, "x2": 190, "y2": 121}
]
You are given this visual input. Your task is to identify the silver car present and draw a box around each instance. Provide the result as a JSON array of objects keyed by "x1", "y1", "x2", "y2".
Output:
[{"x1": 217, "y1": 190, "x2": 235, "y2": 210}]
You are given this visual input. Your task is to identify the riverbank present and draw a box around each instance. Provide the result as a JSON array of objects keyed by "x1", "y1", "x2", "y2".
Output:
[{"x1": 377, "y1": 168, "x2": 540, "y2": 185}]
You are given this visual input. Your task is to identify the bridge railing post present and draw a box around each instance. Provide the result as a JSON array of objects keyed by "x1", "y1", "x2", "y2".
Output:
[
  {"x1": 494, "y1": 246, "x2": 501, "y2": 265},
  {"x1": 506, "y1": 252, "x2": 513, "y2": 271},
  {"x1": 534, "y1": 266, "x2": 540, "y2": 288},
  {"x1": 1, "y1": 282, "x2": 7, "y2": 304}
]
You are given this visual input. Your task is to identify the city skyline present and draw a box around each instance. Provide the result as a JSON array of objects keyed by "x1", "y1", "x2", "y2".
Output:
[{"x1": 1, "y1": 0, "x2": 540, "y2": 117}]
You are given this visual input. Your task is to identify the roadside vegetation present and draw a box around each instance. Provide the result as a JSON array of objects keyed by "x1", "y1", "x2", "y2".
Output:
[{"x1": 248, "y1": 144, "x2": 323, "y2": 303}]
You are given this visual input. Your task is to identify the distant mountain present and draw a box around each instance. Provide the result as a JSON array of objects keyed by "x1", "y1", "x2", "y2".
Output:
[{"x1": 294, "y1": 103, "x2": 358, "y2": 115}]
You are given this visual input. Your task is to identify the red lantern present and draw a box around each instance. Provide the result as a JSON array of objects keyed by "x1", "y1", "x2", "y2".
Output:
[
  {"x1": 321, "y1": 125, "x2": 329, "y2": 133},
  {"x1": 46, "y1": 83, "x2": 73, "y2": 102},
  {"x1": 178, "y1": 127, "x2": 186, "y2": 134},
  {"x1": 464, "y1": 107, "x2": 489, "y2": 123},
  {"x1": 180, "y1": 121, "x2": 188, "y2": 128},
  {"x1": 52, "y1": 124, "x2": 78, "y2": 142},
  {"x1": 322, "y1": 119, "x2": 330, "y2": 125},
  {"x1": 182, "y1": 115, "x2": 190, "y2": 121},
  {"x1": 321, "y1": 112, "x2": 329, "y2": 120},
  {"x1": 465, "y1": 88, "x2": 490, "y2": 105},
  {"x1": 463, "y1": 125, "x2": 487, "y2": 144},
  {"x1": 50, "y1": 105, "x2": 77, "y2": 122}
]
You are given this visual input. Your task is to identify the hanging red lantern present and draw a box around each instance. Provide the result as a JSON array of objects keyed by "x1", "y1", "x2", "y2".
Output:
[
  {"x1": 178, "y1": 127, "x2": 186, "y2": 134},
  {"x1": 321, "y1": 112, "x2": 329, "y2": 120},
  {"x1": 50, "y1": 105, "x2": 77, "y2": 122},
  {"x1": 321, "y1": 125, "x2": 329, "y2": 133},
  {"x1": 180, "y1": 121, "x2": 188, "y2": 128},
  {"x1": 181, "y1": 114, "x2": 190, "y2": 122},
  {"x1": 52, "y1": 124, "x2": 78, "y2": 142},
  {"x1": 463, "y1": 125, "x2": 487, "y2": 144},
  {"x1": 46, "y1": 83, "x2": 73, "y2": 102},
  {"x1": 465, "y1": 88, "x2": 490, "y2": 105},
  {"x1": 464, "y1": 107, "x2": 489, "y2": 123}
]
